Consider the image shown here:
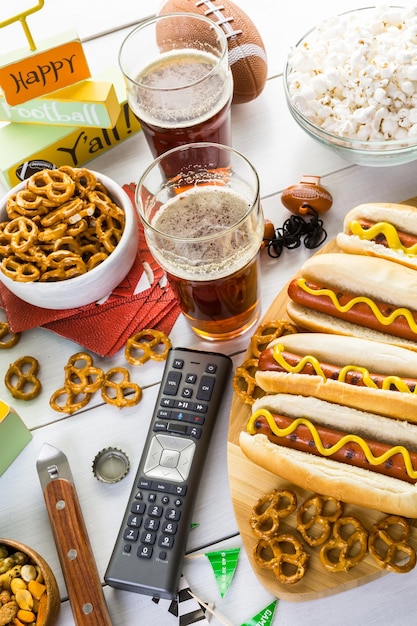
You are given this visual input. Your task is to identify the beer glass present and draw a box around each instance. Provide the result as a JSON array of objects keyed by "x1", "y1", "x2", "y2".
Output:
[
  {"x1": 136, "y1": 143, "x2": 264, "y2": 341},
  {"x1": 119, "y1": 13, "x2": 233, "y2": 163}
]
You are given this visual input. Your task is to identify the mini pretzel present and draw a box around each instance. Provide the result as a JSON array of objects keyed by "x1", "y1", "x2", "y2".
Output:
[
  {"x1": 368, "y1": 515, "x2": 416, "y2": 574},
  {"x1": 297, "y1": 494, "x2": 343, "y2": 547},
  {"x1": 251, "y1": 319, "x2": 298, "y2": 357},
  {"x1": 125, "y1": 329, "x2": 172, "y2": 366},
  {"x1": 232, "y1": 358, "x2": 262, "y2": 405},
  {"x1": 1, "y1": 255, "x2": 41, "y2": 282},
  {"x1": 253, "y1": 534, "x2": 309, "y2": 585},
  {"x1": 101, "y1": 367, "x2": 142, "y2": 408},
  {"x1": 49, "y1": 386, "x2": 92, "y2": 414},
  {"x1": 27, "y1": 169, "x2": 75, "y2": 204},
  {"x1": 72, "y1": 167, "x2": 97, "y2": 197},
  {"x1": 4, "y1": 216, "x2": 38, "y2": 254},
  {"x1": 251, "y1": 489, "x2": 297, "y2": 538},
  {"x1": 40, "y1": 251, "x2": 87, "y2": 281},
  {"x1": 95, "y1": 213, "x2": 124, "y2": 253},
  {"x1": 4, "y1": 355, "x2": 41, "y2": 400},
  {"x1": 64, "y1": 352, "x2": 104, "y2": 394},
  {"x1": 14, "y1": 190, "x2": 45, "y2": 216},
  {"x1": 319, "y1": 516, "x2": 368, "y2": 572},
  {"x1": 40, "y1": 198, "x2": 84, "y2": 228},
  {"x1": 0, "y1": 322, "x2": 20, "y2": 349}
]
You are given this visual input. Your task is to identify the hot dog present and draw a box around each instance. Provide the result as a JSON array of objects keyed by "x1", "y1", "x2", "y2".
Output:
[
  {"x1": 239, "y1": 394, "x2": 417, "y2": 517},
  {"x1": 336, "y1": 203, "x2": 417, "y2": 269},
  {"x1": 255, "y1": 333, "x2": 417, "y2": 422},
  {"x1": 286, "y1": 252, "x2": 417, "y2": 351}
]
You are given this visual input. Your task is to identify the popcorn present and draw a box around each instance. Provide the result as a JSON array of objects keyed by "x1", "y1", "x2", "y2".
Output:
[{"x1": 287, "y1": 6, "x2": 417, "y2": 141}]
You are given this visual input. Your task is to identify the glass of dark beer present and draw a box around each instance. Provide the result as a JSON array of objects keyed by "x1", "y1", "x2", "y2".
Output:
[
  {"x1": 136, "y1": 142, "x2": 264, "y2": 341},
  {"x1": 119, "y1": 13, "x2": 233, "y2": 163}
]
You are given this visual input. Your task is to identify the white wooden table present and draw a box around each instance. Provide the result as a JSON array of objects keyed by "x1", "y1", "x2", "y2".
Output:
[{"x1": 2, "y1": 2, "x2": 417, "y2": 624}]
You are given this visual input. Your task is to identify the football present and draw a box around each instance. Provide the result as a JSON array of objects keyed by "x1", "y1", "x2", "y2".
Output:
[
  {"x1": 158, "y1": 0, "x2": 268, "y2": 104},
  {"x1": 281, "y1": 176, "x2": 333, "y2": 215}
]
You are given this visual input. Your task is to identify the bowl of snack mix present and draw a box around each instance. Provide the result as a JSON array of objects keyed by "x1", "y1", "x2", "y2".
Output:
[
  {"x1": 0, "y1": 538, "x2": 60, "y2": 625},
  {"x1": 0, "y1": 167, "x2": 138, "y2": 309},
  {"x1": 284, "y1": 6, "x2": 417, "y2": 166}
]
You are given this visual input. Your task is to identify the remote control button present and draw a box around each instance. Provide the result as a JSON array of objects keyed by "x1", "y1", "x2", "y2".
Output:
[
  {"x1": 124, "y1": 528, "x2": 139, "y2": 542},
  {"x1": 162, "y1": 521, "x2": 177, "y2": 535},
  {"x1": 160, "y1": 398, "x2": 175, "y2": 407},
  {"x1": 148, "y1": 504, "x2": 163, "y2": 518},
  {"x1": 192, "y1": 402, "x2": 207, "y2": 413},
  {"x1": 141, "y1": 530, "x2": 157, "y2": 544},
  {"x1": 159, "y1": 551, "x2": 167, "y2": 560},
  {"x1": 172, "y1": 411, "x2": 188, "y2": 422},
  {"x1": 163, "y1": 371, "x2": 182, "y2": 395},
  {"x1": 175, "y1": 399, "x2": 191, "y2": 409},
  {"x1": 159, "y1": 535, "x2": 175, "y2": 549},
  {"x1": 153, "y1": 422, "x2": 167, "y2": 432},
  {"x1": 123, "y1": 544, "x2": 131, "y2": 554},
  {"x1": 157, "y1": 409, "x2": 171, "y2": 419},
  {"x1": 189, "y1": 414, "x2": 205, "y2": 425},
  {"x1": 127, "y1": 515, "x2": 142, "y2": 528},
  {"x1": 172, "y1": 359, "x2": 184, "y2": 369},
  {"x1": 182, "y1": 387, "x2": 193, "y2": 398},
  {"x1": 160, "y1": 449, "x2": 180, "y2": 468},
  {"x1": 138, "y1": 477, "x2": 152, "y2": 489},
  {"x1": 188, "y1": 426, "x2": 202, "y2": 439},
  {"x1": 131, "y1": 502, "x2": 146, "y2": 515},
  {"x1": 206, "y1": 363, "x2": 217, "y2": 374},
  {"x1": 166, "y1": 508, "x2": 181, "y2": 521},
  {"x1": 196, "y1": 375, "x2": 215, "y2": 401},
  {"x1": 137, "y1": 545, "x2": 153, "y2": 559},
  {"x1": 185, "y1": 373, "x2": 197, "y2": 384},
  {"x1": 170, "y1": 484, "x2": 187, "y2": 496},
  {"x1": 144, "y1": 518, "x2": 160, "y2": 531}
]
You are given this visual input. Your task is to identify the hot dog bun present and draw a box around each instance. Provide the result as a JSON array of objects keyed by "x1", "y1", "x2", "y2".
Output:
[
  {"x1": 336, "y1": 203, "x2": 417, "y2": 269},
  {"x1": 286, "y1": 252, "x2": 417, "y2": 351},
  {"x1": 255, "y1": 333, "x2": 417, "y2": 422},
  {"x1": 239, "y1": 393, "x2": 417, "y2": 517}
]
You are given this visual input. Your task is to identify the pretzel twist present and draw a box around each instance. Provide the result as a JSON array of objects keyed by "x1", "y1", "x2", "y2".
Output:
[
  {"x1": 39, "y1": 251, "x2": 87, "y2": 281},
  {"x1": 297, "y1": 494, "x2": 343, "y2": 547},
  {"x1": 0, "y1": 322, "x2": 20, "y2": 349},
  {"x1": 64, "y1": 352, "x2": 104, "y2": 394},
  {"x1": 369, "y1": 515, "x2": 417, "y2": 573},
  {"x1": 319, "y1": 516, "x2": 368, "y2": 572},
  {"x1": 251, "y1": 319, "x2": 298, "y2": 357},
  {"x1": 253, "y1": 534, "x2": 309, "y2": 585},
  {"x1": 4, "y1": 355, "x2": 41, "y2": 400},
  {"x1": 27, "y1": 169, "x2": 75, "y2": 204},
  {"x1": 251, "y1": 489, "x2": 297, "y2": 538},
  {"x1": 4, "y1": 216, "x2": 38, "y2": 254},
  {"x1": 1, "y1": 255, "x2": 41, "y2": 282},
  {"x1": 232, "y1": 358, "x2": 262, "y2": 405},
  {"x1": 125, "y1": 329, "x2": 172, "y2": 366},
  {"x1": 101, "y1": 367, "x2": 142, "y2": 408},
  {"x1": 49, "y1": 386, "x2": 92, "y2": 414}
]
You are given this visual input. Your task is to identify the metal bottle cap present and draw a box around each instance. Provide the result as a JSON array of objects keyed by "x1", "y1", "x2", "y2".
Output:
[{"x1": 92, "y1": 448, "x2": 130, "y2": 483}]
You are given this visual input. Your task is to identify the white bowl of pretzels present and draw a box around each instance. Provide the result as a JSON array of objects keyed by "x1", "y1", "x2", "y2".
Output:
[{"x1": 0, "y1": 166, "x2": 138, "y2": 309}]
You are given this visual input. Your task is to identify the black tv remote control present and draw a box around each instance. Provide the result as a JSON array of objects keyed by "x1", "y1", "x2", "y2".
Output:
[{"x1": 105, "y1": 347, "x2": 233, "y2": 599}]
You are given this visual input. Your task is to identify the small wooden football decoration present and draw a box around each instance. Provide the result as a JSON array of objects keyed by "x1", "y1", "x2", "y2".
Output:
[
  {"x1": 158, "y1": 0, "x2": 268, "y2": 104},
  {"x1": 281, "y1": 176, "x2": 333, "y2": 215}
]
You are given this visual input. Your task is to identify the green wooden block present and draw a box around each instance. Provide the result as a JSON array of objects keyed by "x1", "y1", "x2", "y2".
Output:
[{"x1": 0, "y1": 399, "x2": 32, "y2": 476}]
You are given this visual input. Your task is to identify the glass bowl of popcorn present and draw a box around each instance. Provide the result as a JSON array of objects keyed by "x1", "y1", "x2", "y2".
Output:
[{"x1": 284, "y1": 6, "x2": 417, "y2": 166}]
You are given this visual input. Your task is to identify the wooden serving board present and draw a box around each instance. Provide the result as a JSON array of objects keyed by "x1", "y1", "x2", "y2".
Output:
[{"x1": 227, "y1": 237, "x2": 417, "y2": 602}]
